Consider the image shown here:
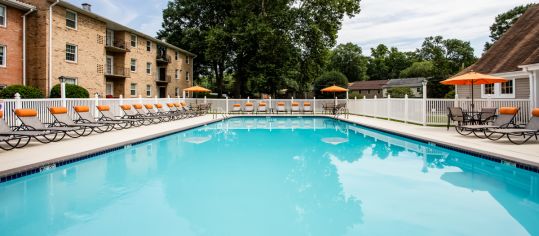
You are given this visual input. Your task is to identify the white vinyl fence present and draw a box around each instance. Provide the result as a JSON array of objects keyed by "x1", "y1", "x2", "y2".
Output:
[{"x1": 0, "y1": 94, "x2": 532, "y2": 127}]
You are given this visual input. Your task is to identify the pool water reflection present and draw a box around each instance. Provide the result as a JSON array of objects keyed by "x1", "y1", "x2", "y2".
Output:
[{"x1": 0, "y1": 117, "x2": 538, "y2": 236}]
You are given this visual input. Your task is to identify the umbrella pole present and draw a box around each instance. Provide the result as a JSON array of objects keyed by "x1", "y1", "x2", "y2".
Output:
[{"x1": 470, "y1": 82, "x2": 474, "y2": 112}]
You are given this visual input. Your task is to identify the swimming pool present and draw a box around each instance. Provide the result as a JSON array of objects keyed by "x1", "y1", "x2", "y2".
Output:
[{"x1": 1, "y1": 117, "x2": 538, "y2": 235}]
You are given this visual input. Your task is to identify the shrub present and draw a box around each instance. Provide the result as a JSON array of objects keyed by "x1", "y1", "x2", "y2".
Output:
[
  {"x1": 0, "y1": 85, "x2": 44, "y2": 99},
  {"x1": 50, "y1": 84, "x2": 89, "y2": 98},
  {"x1": 314, "y1": 71, "x2": 349, "y2": 98},
  {"x1": 387, "y1": 87, "x2": 414, "y2": 98},
  {"x1": 444, "y1": 90, "x2": 455, "y2": 99}
]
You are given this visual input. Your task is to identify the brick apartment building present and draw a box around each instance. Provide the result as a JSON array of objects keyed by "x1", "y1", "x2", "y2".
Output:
[
  {"x1": 0, "y1": 0, "x2": 35, "y2": 88},
  {"x1": 1, "y1": 0, "x2": 194, "y2": 98}
]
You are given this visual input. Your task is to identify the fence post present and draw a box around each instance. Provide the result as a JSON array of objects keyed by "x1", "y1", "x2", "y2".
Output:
[
  {"x1": 204, "y1": 96, "x2": 207, "y2": 104},
  {"x1": 154, "y1": 95, "x2": 158, "y2": 104},
  {"x1": 422, "y1": 80, "x2": 428, "y2": 126},
  {"x1": 373, "y1": 95, "x2": 377, "y2": 118},
  {"x1": 487, "y1": 96, "x2": 492, "y2": 108},
  {"x1": 167, "y1": 94, "x2": 171, "y2": 103},
  {"x1": 60, "y1": 81, "x2": 66, "y2": 107},
  {"x1": 387, "y1": 94, "x2": 391, "y2": 120},
  {"x1": 454, "y1": 94, "x2": 459, "y2": 107},
  {"x1": 404, "y1": 94, "x2": 409, "y2": 124},
  {"x1": 119, "y1": 94, "x2": 124, "y2": 105},
  {"x1": 269, "y1": 96, "x2": 272, "y2": 110},
  {"x1": 225, "y1": 96, "x2": 229, "y2": 114},
  {"x1": 362, "y1": 96, "x2": 366, "y2": 116},
  {"x1": 14, "y1": 93, "x2": 22, "y2": 126},
  {"x1": 138, "y1": 95, "x2": 142, "y2": 104},
  {"x1": 94, "y1": 93, "x2": 99, "y2": 118},
  {"x1": 313, "y1": 97, "x2": 316, "y2": 114}
]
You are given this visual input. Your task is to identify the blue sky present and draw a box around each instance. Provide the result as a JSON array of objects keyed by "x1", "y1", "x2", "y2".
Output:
[{"x1": 68, "y1": 0, "x2": 534, "y2": 56}]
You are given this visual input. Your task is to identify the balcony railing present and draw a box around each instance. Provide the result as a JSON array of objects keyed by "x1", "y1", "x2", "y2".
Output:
[
  {"x1": 105, "y1": 40, "x2": 130, "y2": 52},
  {"x1": 156, "y1": 54, "x2": 172, "y2": 64},
  {"x1": 105, "y1": 66, "x2": 131, "y2": 78},
  {"x1": 155, "y1": 75, "x2": 172, "y2": 83}
]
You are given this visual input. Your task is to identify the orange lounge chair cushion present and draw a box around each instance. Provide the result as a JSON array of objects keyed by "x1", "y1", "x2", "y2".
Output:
[
  {"x1": 532, "y1": 108, "x2": 539, "y2": 117},
  {"x1": 291, "y1": 102, "x2": 299, "y2": 106},
  {"x1": 277, "y1": 102, "x2": 285, "y2": 106},
  {"x1": 259, "y1": 102, "x2": 266, "y2": 106},
  {"x1": 0, "y1": 111, "x2": 3, "y2": 118},
  {"x1": 245, "y1": 102, "x2": 253, "y2": 106},
  {"x1": 180, "y1": 102, "x2": 187, "y2": 106},
  {"x1": 133, "y1": 104, "x2": 143, "y2": 109},
  {"x1": 74, "y1": 106, "x2": 90, "y2": 112},
  {"x1": 233, "y1": 104, "x2": 241, "y2": 107},
  {"x1": 155, "y1": 104, "x2": 163, "y2": 108},
  {"x1": 304, "y1": 102, "x2": 311, "y2": 106},
  {"x1": 49, "y1": 107, "x2": 68, "y2": 114},
  {"x1": 120, "y1": 105, "x2": 132, "y2": 110},
  {"x1": 97, "y1": 105, "x2": 110, "y2": 111},
  {"x1": 499, "y1": 107, "x2": 518, "y2": 115},
  {"x1": 15, "y1": 109, "x2": 38, "y2": 117},
  {"x1": 144, "y1": 104, "x2": 154, "y2": 109},
  {"x1": 166, "y1": 103, "x2": 175, "y2": 108},
  {"x1": 174, "y1": 103, "x2": 181, "y2": 107}
]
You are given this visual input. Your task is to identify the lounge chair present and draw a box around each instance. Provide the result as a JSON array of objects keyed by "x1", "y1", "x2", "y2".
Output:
[
  {"x1": 180, "y1": 102, "x2": 198, "y2": 116},
  {"x1": 166, "y1": 103, "x2": 186, "y2": 119},
  {"x1": 244, "y1": 102, "x2": 254, "y2": 114},
  {"x1": 174, "y1": 103, "x2": 196, "y2": 117},
  {"x1": 231, "y1": 104, "x2": 241, "y2": 114},
  {"x1": 49, "y1": 107, "x2": 111, "y2": 135},
  {"x1": 74, "y1": 106, "x2": 129, "y2": 130},
  {"x1": 456, "y1": 107, "x2": 519, "y2": 138},
  {"x1": 0, "y1": 111, "x2": 53, "y2": 149},
  {"x1": 291, "y1": 102, "x2": 300, "y2": 113},
  {"x1": 303, "y1": 102, "x2": 313, "y2": 114},
  {"x1": 143, "y1": 104, "x2": 172, "y2": 122},
  {"x1": 97, "y1": 105, "x2": 143, "y2": 127},
  {"x1": 155, "y1": 104, "x2": 180, "y2": 120},
  {"x1": 479, "y1": 107, "x2": 497, "y2": 124},
  {"x1": 121, "y1": 104, "x2": 159, "y2": 124},
  {"x1": 257, "y1": 102, "x2": 267, "y2": 114},
  {"x1": 276, "y1": 102, "x2": 286, "y2": 114},
  {"x1": 13, "y1": 108, "x2": 80, "y2": 140},
  {"x1": 486, "y1": 108, "x2": 539, "y2": 144}
]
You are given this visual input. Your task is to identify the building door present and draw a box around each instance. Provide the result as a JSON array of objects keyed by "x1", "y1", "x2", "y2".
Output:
[
  {"x1": 106, "y1": 29, "x2": 114, "y2": 46},
  {"x1": 159, "y1": 67, "x2": 166, "y2": 81},
  {"x1": 106, "y1": 56, "x2": 114, "y2": 75},
  {"x1": 106, "y1": 82, "x2": 114, "y2": 97},
  {"x1": 158, "y1": 86, "x2": 167, "y2": 98}
]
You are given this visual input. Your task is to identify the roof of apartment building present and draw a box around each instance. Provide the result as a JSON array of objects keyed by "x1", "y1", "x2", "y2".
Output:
[
  {"x1": 383, "y1": 78, "x2": 427, "y2": 88},
  {"x1": 56, "y1": 0, "x2": 196, "y2": 57},
  {"x1": 348, "y1": 80, "x2": 389, "y2": 90},
  {"x1": 0, "y1": 0, "x2": 36, "y2": 10},
  {"x1": 461, "y1": 4, "x2": 539, "y2": 74}
]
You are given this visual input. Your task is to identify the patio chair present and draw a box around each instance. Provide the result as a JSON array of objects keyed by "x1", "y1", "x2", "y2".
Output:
[
  {"x1": 120, "y1": 105, "x2": 156, "y2": 125},
  {"x1": 291, "y1": 102, "x2": 300, "y2": 113},
  {"x1": 447, "y1": 107, "x2": 473, "y2": 131},
  {"x1": 303, "y1": 102, "x2": 313, "y2": 114},
  {"x1": 456, "y1": 107, "x2": 519, "y2": 138},
  {"x1": 97, "y1": 105, "x2": 143, "y2": 127},
  {"x1": 49, "y1": 107, "x2": 111, "y2": 135},
  {"x1": 13, "y1": 108, "x2": 80, "y2": 140},
  {"x1": 155, "y1": 104, "x2": 181, "y2": 120},
  {"x1": 143, "y1": 104, "x2": 172, "y2": 122},
  {"x1": 276, "y1": 102, "x2": 286, "y2": 114},
  {"x1": 0, "y1": 111, "x2": 52, "y2": 150},
  {"x1": 231, "y1": 104, "x2": 241, "y2": 114},
  {"x1": 74, "y1": 106, "x2": 129, "y2": 130},
  {"x1": 244, "y1": 102, "x2": 254, "y2": 114},
  {"x1": 486, "y1": 108, "x2": 539, "y2": 144},
  {"x1": 257, "y1": 102, "x2": 267, "y2": 114}
]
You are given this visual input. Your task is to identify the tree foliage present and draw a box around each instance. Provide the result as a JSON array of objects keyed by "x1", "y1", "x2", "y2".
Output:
[
  {"x1": 328, "y1": 43, "x2": 368, "y2": 82},
  {"x1": 400, "y1": 61, "x2": 434, "y2": 78},
  {"x1": 313, "y1": 71, "x2": 349, "y2": 98},
  {"x1": 484, "y1": 4, "x2": 533, "y2": 52},
  {"x1": 386, "y1": 87, "x2": 413, "y2": 98},
  {"x1": 366, "y1": 44, "x2": 416, "y2": 81},
  {"x1": 0, "y1": 85, "x2": 44, "y2": 99}
]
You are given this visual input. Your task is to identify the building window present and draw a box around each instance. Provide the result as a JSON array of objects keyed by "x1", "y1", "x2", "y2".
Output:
[
  {"x1": 130, "y1": 83, "x2": 137, "y2": 96},
  {"x1": 65, "y1": 44, "x2": 77, "y2": 62},
  {"x1": 106, "y1": 82, "x2": 113, "y2": 96},
  {"x1": 0, "y1": 45, "x2": 5, "y2": 67},
  {"x1": 175, "y1": 69, "x2": 179, "y2": 80},
  {"x1": 481, "y1": 78, "x2": 516, "y2": 98},
  {"x1": 175, "y1": 51, "x2": 179, "y2": 60},
  {"x1": 66, "y1": 10, "x2": 77, "y2": 29},
  {"x1": 146, "y1": 62, "x2": 152, "y2": 74},
  {"x1": 484, "y1": 84, "x2": 494, "y2": 95},
  {"x1": 175, "y1": 87, "x2": 179, "y2": 97},
  {"x1": 0, "y1": 5, "x2": 6, "y2": 27},
  {"x1": 130, "y1": 58, "x2": 137, "y2": 72},
  {"x1": 186, "y1": 72, "x2": 190, "y2": 81},
  {"x1": 130, "y1": 34, "x2": 137, "y2": 48},
  {"x1": 146, "y1": 41, "x2": 151, "y2": 52},
  {"x1": 146, "y1": 85, "x2": 152, "y2": 97},
  {"x1": 186, "y1": 56, "x2": 190, "y2": 64},
  {"x1": 501, "y1": 80, "x2": 513, "y2": 94}
]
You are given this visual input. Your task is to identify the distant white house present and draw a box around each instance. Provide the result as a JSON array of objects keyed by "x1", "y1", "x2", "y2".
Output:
[
  {"x1": 382, "y1": 78, "x2": 427, "y2": 98},
  {"x1": 455, "y1": 4, "x2": 539, "y2": 108}
]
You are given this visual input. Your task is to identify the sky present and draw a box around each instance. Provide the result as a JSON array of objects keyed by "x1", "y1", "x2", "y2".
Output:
[{"x1": 67, "y1": 0, "x2": 535, "y2": 56}]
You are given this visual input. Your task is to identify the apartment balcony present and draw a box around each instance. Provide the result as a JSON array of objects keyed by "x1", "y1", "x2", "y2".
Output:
[
  {"x1": 156, "y1": 54, "x2": 172, "y2": 64},
  {"x1": 155, "y1": 75, "x2": 172, "y2": 83},
  {"x1": 105, "y1": 40, "x2": 130, "y2": 53},
  {"x1": 105, "y1": 66, "x2": 131, "y2": 79}
]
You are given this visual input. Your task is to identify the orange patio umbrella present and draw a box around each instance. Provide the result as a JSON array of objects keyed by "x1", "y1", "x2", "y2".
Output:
[
  {"x1": 183, "y1": 85, "x2": 211, "y2": 93},
  {"x1": 321, "y1": 85, "x2": 348, "y2": 106},
  {"x1": 440, "y1": 71, "x2": 508, "y2": 111}
]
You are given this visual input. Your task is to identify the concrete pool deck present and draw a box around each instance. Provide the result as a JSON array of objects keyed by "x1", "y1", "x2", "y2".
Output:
[{"x1": 1, "y1": 114, "x2": 538, "y2": 180}]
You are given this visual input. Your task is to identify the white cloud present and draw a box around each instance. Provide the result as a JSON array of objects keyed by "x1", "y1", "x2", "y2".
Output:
[{"x1": 337, "y1": 0, "x2": 535, "y2": 55}]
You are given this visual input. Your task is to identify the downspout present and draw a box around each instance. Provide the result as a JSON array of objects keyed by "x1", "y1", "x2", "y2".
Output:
[
  {"x1": 48, "y1": 0, "x2": 60, "y2": 96},
  {"x1": 22, "y1": 8, "x2": 35, "y2": 86}
]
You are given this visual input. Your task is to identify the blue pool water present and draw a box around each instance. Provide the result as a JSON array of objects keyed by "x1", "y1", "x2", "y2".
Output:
[{"x1": 1, "y1": 117, "x2": 539, "y2": 236}]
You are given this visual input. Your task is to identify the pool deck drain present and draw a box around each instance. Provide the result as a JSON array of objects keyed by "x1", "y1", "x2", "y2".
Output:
[{"x1": 1, "y1": 114, "x2": 539, "y2": 181}]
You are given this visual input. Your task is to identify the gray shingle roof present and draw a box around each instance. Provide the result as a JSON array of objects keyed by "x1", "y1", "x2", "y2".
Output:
[{"x1": 383, "y1": 78, "x2": 427, "y2": 88}]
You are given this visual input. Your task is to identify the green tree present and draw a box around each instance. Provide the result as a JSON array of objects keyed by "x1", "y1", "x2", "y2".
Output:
[
  {"x1": 484, "y1": 4, "x2": 533, "y2": 51},
  {"x1": 367, "y1": 44, "x2": 390, "y2": 80},
  {"x1": 400, "y1": 61, "x2": 434, "y2": 78},
  {"x1": 313, "y1": 71, "x2": 349, "y2": 98},
  {"x1": 49, "y1": 84, "x2": 89, "y2": 98},
  {"x1": 0, "y1": 85, "x2": 44, "y2": 99},
  {"x1": 329, "y1": 43, "x2": 368, "y2": 82}
]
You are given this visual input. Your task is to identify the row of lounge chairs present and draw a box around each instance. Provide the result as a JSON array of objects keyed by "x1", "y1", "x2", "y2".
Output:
[
  {"x1": 0, "y1": 102, "x2": 207, "y2": 151},
  {"x1": 448, "y1": 106, "x2": 539, "y2": 144},
  {"x1": 230, "y1": 101, "x2": 314, "y2": 114}
]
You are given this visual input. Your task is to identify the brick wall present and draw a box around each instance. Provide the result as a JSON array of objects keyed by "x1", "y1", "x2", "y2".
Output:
[{"x1": 0, "y1": 5, "x2": 24, "y2": 87}]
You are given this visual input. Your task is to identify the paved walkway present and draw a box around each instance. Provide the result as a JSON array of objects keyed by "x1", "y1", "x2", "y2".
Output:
[
  {"x1": 0, "y1": 115, "x2": 220, "y2": 178},
  {"x1": 338, "y1": 115, "x2": 539, "y2": 167}
]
